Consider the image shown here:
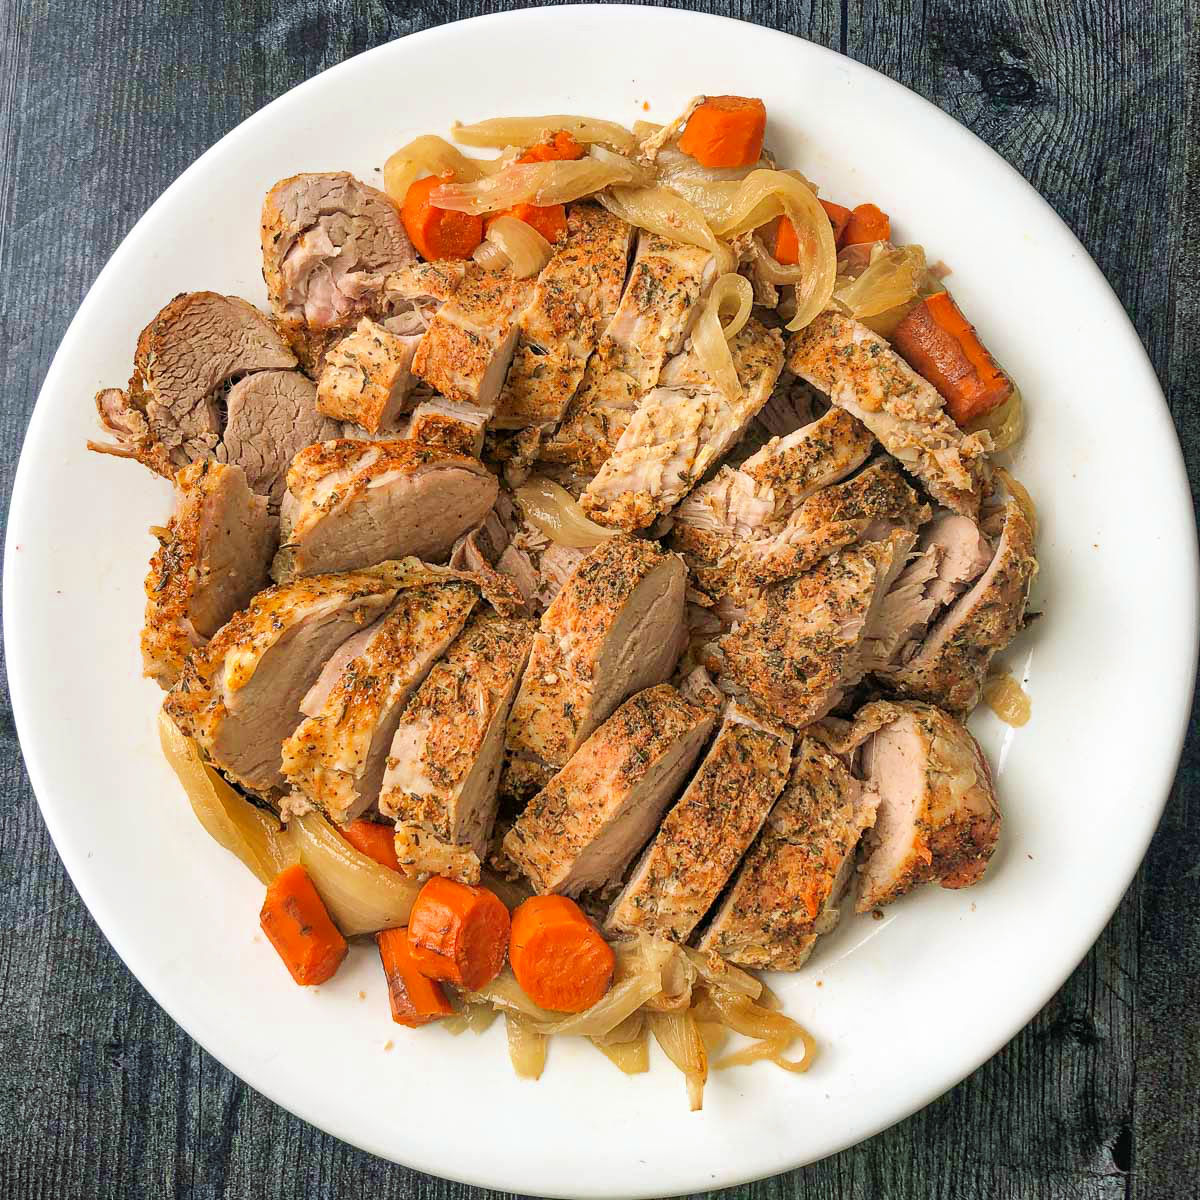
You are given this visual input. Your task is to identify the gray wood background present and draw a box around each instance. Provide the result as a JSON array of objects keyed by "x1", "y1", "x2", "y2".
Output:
[{"x1": 1, "y1": 1, "x2": 1196, "y2": 1197}]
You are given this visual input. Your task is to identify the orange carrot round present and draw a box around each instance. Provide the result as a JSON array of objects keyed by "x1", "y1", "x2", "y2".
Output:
[
  {"x1": 377, "y1": 927, "x2": 453, "y2": 1027},
  {"x1": 489, "y1": 201, "x2": 568, "y2": 244},
  {"x1": 678, "y1": 96, "x2": 766, "y2": 169},
  {"x1": 402, "y1": 174, "x2": 484, "y2": 261},
  {"x1": 509, "y1": 895, "x2": 615, "y2": 1013},
  {"x1": 407, "y1": 876, "x2": 510, "y2": 990},
  {"x1": 340, "y1": 818, "x2": 401, "y2": 871},
  {"x1": 819, "y1": 199, "x2": 852, "y2": 243},
  {"x1": 517, "y1": 130, "x2": 585, "y2": 164},
  {"x1": 259, "y1": 863, "x2": 347, "y2": 986},
  {"x1": 841, "y1": 202, "x2": 891, "y2": 248}
]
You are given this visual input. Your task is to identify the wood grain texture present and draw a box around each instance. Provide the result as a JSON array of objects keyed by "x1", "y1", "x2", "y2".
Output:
[{"x1": 0, "y1": 1, "x2": 1196, "y2": 1197}]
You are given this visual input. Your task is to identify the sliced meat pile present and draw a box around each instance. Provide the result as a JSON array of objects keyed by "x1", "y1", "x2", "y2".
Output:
[
  {"x1": 316, "y1": 316, "x2": 420, "y2": 435},
  {"x1": 281, "y1": 583, "x2": 478, "y2": 824},
  {"x1": 261, "y1": 172, "x2": 415, "y2": 371},
  {"x1": 274, "y1": 439, "x2": 498, "y2": 579},
  {"x1": 504, "y1": 534, "x2": 687, "y2": 796},
  {"x1": 142, "y1": 460, "x2": 277, "y2": 689},
  {"x1": 503, "y1": 685, "x2": 715, "y2": 896},
  {"x1": 381, "y1": 611, "x2": 535, "y2": 883}
]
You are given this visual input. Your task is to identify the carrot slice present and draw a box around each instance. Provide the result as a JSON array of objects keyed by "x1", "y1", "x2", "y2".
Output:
[
  {"x1": 678, "y1": 96, "x2": 767, "y2": 169},
  {"x1": 517, "y1": 130, "x2": 585, "y2": 164},
  {"x1": 259, "y1": 864, "x2": 347, "y2": 986},
  {"x1": 775, "y1": 200, "x2": 851, "y2": 265},
  {"x1": 407, "y1": 876, "x2": 510, "y2": 990},
  {"x1": 819, "y1": 200, "x2": 852, "y2": 243},
  {"x1": 891, "y1": 291, "x2": 1013, "y2": 425},
  {"x1": 841, "y1": 202, "x2": 890, "y2": 247},
  {"x1": 340, "y1": 819, "x2": 400, "y2": 871},
  {"x1": 488, "y1": 201, "x2": 568, "y2": 244},
  {"x1": 402, "y1": 174, "x2": 484, "y2": 261},
  {"x1": 376, "y1": 927, "x2": 453, "y2": 1026},
  {"x1": 509, "y1": 895, "x2": 615, "y2": 1014}
]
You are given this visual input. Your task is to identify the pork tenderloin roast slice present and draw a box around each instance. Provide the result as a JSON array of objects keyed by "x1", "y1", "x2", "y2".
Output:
[
  {"x1": 317, "y1": 317, "x2": 419, "y2": 434},
  {"x1": 215, "y1": 369, "x2": 342, "y2": 507},
  {"x1": 606, "y1": 704, "x2": 793, "y2": 942},
  {"x1": 879, "y1": 499, "x2": 1037, "y2": 714},
  {"x1": 280, "y1": 583, "x2": 478, "y2": 824},
  {"x1": 846, "y1": 700, "x2": 1001, "y2": 910},
  {"x1": 504, "y1": 535, "x2": 688, "y2": 784},
  {"x1": 163, "y1": 565, "x2": 410, "y2": 793},
  {"x1": 697, "y1": 738, "x2": 879, "y2": 969},
  {"x1": 503, "y1": 685, "x2": 715, "y2": 896},
  {"x1": 381, "y1": 612, "x2": 536, "y2": 883},
  {"x1": 142, "y1": 461, "x2": 278, "y2": 689},
  {"x1": 408, "y1": 398, "x2": 489, "y2": 457},
  {"x1": 273, "y1": 438, "x2": 499, "y2": 580},
  {"x1": 89, "y1": 292, "x2": 297, "y2": 476}
]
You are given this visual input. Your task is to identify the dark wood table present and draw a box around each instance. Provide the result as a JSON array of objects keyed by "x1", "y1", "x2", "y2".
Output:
[{"x1": 1, "y1": 3, "x2": 1196, "y2": 1196}]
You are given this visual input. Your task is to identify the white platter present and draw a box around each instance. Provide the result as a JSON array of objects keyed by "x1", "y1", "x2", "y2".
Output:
[{"x1": 5, "y1": 6, "x2": 1197, "y2": 1196}]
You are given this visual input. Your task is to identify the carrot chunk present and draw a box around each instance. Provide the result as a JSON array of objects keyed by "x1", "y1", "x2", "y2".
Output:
[
  {"x1": 841, "y1": 202, "x2": 891, "y2": 247},
  {"x1": 376, "y1": 927, "x2": 453, "y2": 1027},
  {"x1": 678, "y1": 96, "x2": 767, "y2": 169},
  {"x1": 891, "y1": 291, "x2": 1013, "y2": 425},
  {"x1": 402, "y1": 174, "x2": 484, "y2": 261},
  {"x1": 509, "y1": 895, "x2": 615, "y2": 1014},
  {"x1": 517, "y1": 130, "x2": 585, "y2": 164},
  {"x1": 340, "y1": 819, "x2": 400, "y2": 871},
  {"x1": 407, "y1": 876, "x2": 510, "y2": 990},
  {"x1": 819, "y1": 199, "x2": 852, "y2": 243},
  {"x1": 775, "y1": 200, "x2": 851, "y2": 265},
  {"x1": 259, "y1": 864, "x2": 347, "y2": 986},
  {"x1": 488, "y1": 201, "x2": 568, "y2": 244}
]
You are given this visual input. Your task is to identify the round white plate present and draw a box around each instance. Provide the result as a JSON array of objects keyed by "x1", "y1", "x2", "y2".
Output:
[{"x1": 6, "y1": 6, "x2": 1197, "y2": 1196}]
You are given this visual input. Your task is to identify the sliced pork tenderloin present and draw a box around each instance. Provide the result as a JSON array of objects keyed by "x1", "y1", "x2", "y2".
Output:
[
  {"x1": 316, "y1": 317, "x2": 420, "y2": 434},
  {"x1": 408, "y1": 398, "x2": 489, "y2": 457}
]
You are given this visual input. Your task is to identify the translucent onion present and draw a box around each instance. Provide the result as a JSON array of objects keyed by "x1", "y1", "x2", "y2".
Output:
[
  {"x1": 597, "y1": 185, "x2": 734, "y2": 272},
  {"x1": 513, "y1": 476, "x2": 614, "y2": 548},
  {"x1": 290, "y1": 811, "x2": 419, "y2": 937},
  {"x1": 504, "y1": 1012, "x2": 548, "y2": 1079},
  {"x1": 690, "y1": 273, "x2": 754, "y2": 401},
  {"x1": 695, "y1": 988, "x2": 818, "y2": 1074},
  {"x1": 967, "y1": 386, "x2": 1025, "y2": 453},
  {"x1": 982, "y1": 671, "x2": 1032, "y2": 727},
  {"x1": 452, "y1": 114, "x2": 637, "y2": 154},
  {"x1": 587, "y1": 143, "x2": 656, "y2": 188},
  {"x1": 648, "y1": 1010, "x2": 708, "y2": 1111},
  {"x1": 591, "y1": 1029, "x2": 650, "y2": 1074},
  {"x1": 382, "y1": 135, "x2": 494, "y2": 206},
  {"x1": 834, "y1": 243, "x2": 927, "y2": 321},
  {"x1": 157, "y1": 710, "x2": 296, "y2": 885},
  {"x1": 995, "y1": 466, "x2": 1039, "y2": 538},
  {"x1": 471, "y1": 238, "x2": 509, "y2": 272},
  {"x1": 681, "y1": 947, "x2": 762, "y2": 1000},
  {"x1": 467, "y1": 967, "x2": 559, "y2": 1021},
  {"x1": 588, "y1": 1010, "x2": 645, "y2": 1048},
  {"x1": 476, "y1": 215, "x2": 553, "y2": 278},
  {"x1": 431, "y1": 158, "x2": 636, "y2": 215}
]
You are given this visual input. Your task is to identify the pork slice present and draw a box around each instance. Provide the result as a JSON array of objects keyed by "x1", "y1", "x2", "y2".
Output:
[
  {"x1": 261, "y1": 172, "x2": 415, "y2": 371},
  {"x1": 216, "y1": 369, "x2": 342, "y2": 507},
  {"x1": 717, "y1": 529, "x2": 915, "y2": 728},
  {"x1": 163, "y1": 567, "x2": 405, "y2": 792},
  {"x1": 581, "y1": 319, "x2": 785, "y2": 532},
  {"x1": 274, "y1": 438, "x2": 499, "y2": 579},
  {"x1": 881, "y1": 500, "x2": 1036, "y2": 714},
  {"x1": 698, "y1": 738, "x2": 879, "y2": 969},
  {"x1": 408, "y1": 397, "x2": 489, "y2": 457},
  {"x1": 317, "y1": 317, "x2": 420, "y2": 434},
  {"x1": 505, "y1": 535, "x2": 687, "y2": 777},
  {"x1": 142, "y1": 460, "x2": 278, "y2": 689},
  {"x1": 503, "y1": 685, "x2": 715, "y2": 895},
  {"x1": 787, "y1": 311, "x2": 991, "y2": 516},
  {"x1": 381, "y1": 612, "x2": 535, "y2": 881},
  {"x1": 851, "y1": 700, "x2": 1001, "y2": 909},
  {"x1": 606, "y1": 705, "x2": 792, "y2": 941},
  {"x1": 280, "y1": 583, "x2": 478, "y2": 823}
]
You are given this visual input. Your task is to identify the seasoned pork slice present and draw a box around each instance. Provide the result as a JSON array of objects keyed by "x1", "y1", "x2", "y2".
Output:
[
  {"x1": 381, "y1": 612, "x2": 535, "y2": 881},
  {"x1": 411, "y1": 268, "x2": 534, "y2": 412},
  {"x1": 581, "y1": 319, "x2": 784, "y2": 532},
  {"x1": 717, "y1": 530, "x2": 915, "y2": 728},
  {"x1": 408, "y1": 398, "x2": 488, "y2": 457},
  {"x1": 698, "y1": 739, "x2": 879, "y2": 969},
  {"x1": 846, "y1": 700, "x2": 1001, "y2": 909},
  {"x1": 542, "y1": 232, "x2": 719, "y2": 470},
  {"x1": 142, "y1": 461, "x2": 277, "y2": 689},
  {"x1": 88, "y1": 292, "x2": 297, "y2": 477},
  {"x1": 274, "y1": 439, "x2": 498, "y2": 579},
  {"x1": 261, "y1": 172, "x2": 415, "y2": 371},
  {"x1": 164, "y1": 565, "x2": 406, "y2": 792},
  {"x1": 216, "y1": 369, "x2": 342, "y2": 507},
  {"x1": 281, "y1": 583, "x2": 477, "y2": 824},
  {"x1": 505, "y1": 535, "x2": 687, "y2": 788},
  {"x1": 880, "y1": 499, "x2": 1036, "y2": 713},
  {"x1": 317, "y1": 317, "x2": 419, "y2": 434},
  {"x1": 381, "y1": 260, "x2": 468, "y2": 317},
  {"x1": 788, "y1": 311, "x2": 991, "y2": 516},
  {"x1": 492, "y1": 205, "x2": 634, "y2": 430},
  {"x1": 670, "y1": 406, "x2": 874, "y2": 597},
  {"x1": 606, "y1": 705, "x2": 792, "y2": 941},
  {"x1": 503, "y1": 686, "x2": 715, "y2": 895}
]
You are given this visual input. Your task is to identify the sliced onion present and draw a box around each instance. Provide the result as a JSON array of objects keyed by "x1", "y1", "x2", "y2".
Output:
[
  {"x1": 431, "y1": 159, "x2": 635, "y2": 215},
  {"x1": 694, "y1": 987, "x2": 818, "y2": 1074},
  {"x1": 591, "y1": 1029, "x2": 650, "y2": 1074},
  {"x1": 452, "y1": 115, "x2": 637, "y2": 154},
  {"x1": 648, "y1": 1010, "x2": 708, "y2": 1111},
  {"x1": 967, "y1": 386, "x2": 1025, "y2": 453},
  {"x1": 834, "y1": 243, "x2": 927, "y2": 321},
  {"x1": 982, "y1": 671, "x2": 1032, "y2": 727},
  {"x1": 158, "y1": 710, "x2": 296, "y2": 885},
  {"x1": 382, "y1": 135, "x2": 497, "y2": 206},
  {"x1": 597, "y1": 185, "x2": 734, "y2": 272},
  {"x1": 637, "y1": 96, "x2": 703, "y2": 159},
  {"x1": 476, "y1": 215, "x2": 553, "y2": 279},
  {"x1": 504, "y1": 1012, "x2": 548, "y2": 1079},
  {"x1": 588, "y1": 1010, "x2": 645, "y2": 1047},
  {"x1": 994, "y1": 466, "x2": 1039, "y2": 537},
  {"x1": 513, "y1": 476, "x2": 614, "y2": 548},
  {"x1": 587, "y1": 143, "x2": 655, "y2": 188},
  {"x1": 290, "y1": 811, "x2": 419, "y2": 937},
  {"x1": 471, "y1": 238, "x2": 510, "y2": 272},
  {"x1": 467, "y1": 967, "x2": 559, "y2": 1021},
  {"x1": 681, "y1": 947, "x2": 762, "y2": 1000},
  {"x1": 690, "y1": 273, "x2": 754, "y2": 400}
]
